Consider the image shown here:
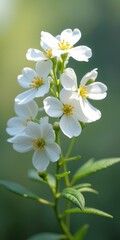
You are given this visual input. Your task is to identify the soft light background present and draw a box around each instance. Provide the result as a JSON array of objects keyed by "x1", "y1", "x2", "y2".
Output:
[{"x1": 0, "y1": 0, "x2": 120, "y2": 239}]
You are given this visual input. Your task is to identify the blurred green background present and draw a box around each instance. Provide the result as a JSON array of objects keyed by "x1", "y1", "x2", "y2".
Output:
[{"x1": 0, "y1": 0, "x2": 120, "y2": 239}]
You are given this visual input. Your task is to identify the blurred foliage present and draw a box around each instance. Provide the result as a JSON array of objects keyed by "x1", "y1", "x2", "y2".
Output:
[{"x1": 0, "y1": 0, "x2": 120, "y2": 239}]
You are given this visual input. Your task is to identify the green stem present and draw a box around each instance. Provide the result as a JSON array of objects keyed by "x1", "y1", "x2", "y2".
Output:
[{"x1": 65, "y1": 137, "x2": 77, "y2": 159}]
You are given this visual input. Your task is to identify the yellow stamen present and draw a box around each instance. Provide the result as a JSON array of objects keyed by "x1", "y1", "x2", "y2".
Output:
[
  {"x1": 62, "y1": 104, "x2": 74, "y2": 115},
  {"x1": 22, "y1": 116, "x2": 32, "y2": 127},
  {"x1": 32, "y1": 138, "x2": 45, "y2": 151},
  {"x1": 79, "y1": 86, "x2": 88, "y2": 98},
  {"x1": 58, "y1": 40, "x2": 72, "y2": 50},
  {"x1": 30, "y1": 76, "x2": 43, "y2": 88},
  {"x1": 44, "y1": 49, "x2": 52, "y2": 58}
]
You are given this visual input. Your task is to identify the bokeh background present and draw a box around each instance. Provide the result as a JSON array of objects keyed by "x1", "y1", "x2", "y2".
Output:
[{"x1": 0, "y1": 0, "x2": 120, "y2": 239}]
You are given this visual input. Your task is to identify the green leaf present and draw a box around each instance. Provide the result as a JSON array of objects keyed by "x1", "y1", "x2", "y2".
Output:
[
  {"x1": 73, "y1": 158, "x2": 120, "y2": 183},
  {"x1": 73, "y1": 183, "x2": 98, "y2": 194},
  {"x1": 27, "y1": 233, "x2": 65, "y2": 240},
  {"x1": 74, "y1": 224, "x2": 89, "y2": 240},
  {"x1": 0, "y1": 180, "x2": 53, "y2": 206},
  {"x1": 56, "y1": 171, "x2": 70, "y2": 180},
  {"x1": 65, "y1": 207, "x2": 113, "y2": 218},
  {"x1": 61, "y1": 188, "x2": 85, "y2": 210},
  {"x1": 79, "y1": 187, "x2": 98, "y2": 195},
  {"x1": 73, "y1": 183, "x2": 92, "y2": 189}
]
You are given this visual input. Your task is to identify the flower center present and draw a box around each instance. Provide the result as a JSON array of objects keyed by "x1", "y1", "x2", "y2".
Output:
[
  {"x1": 30, "y1": 76, "x2": 43, "y2": 88},
  {"x1": 22, "y1": 116, "x2": 32, "y2": 127},
  {"x1": 44, "y1": 49, "x2": 52, "y2": 58},
  {"x1": 58, "y1": 40, "x2": 72, "y2": 50},
  {"x1": 62, "y1": 104, "x2": 74, "y2": 115},
  {"x1": 32, "y1": 138, "x2": 45, "y2": 151},
  {"x1": 79, "y1": 86, "x2": 88, "y2": 98}
]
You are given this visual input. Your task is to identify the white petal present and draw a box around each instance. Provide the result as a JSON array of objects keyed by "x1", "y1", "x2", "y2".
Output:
[
  {"x1": 60, "y1": 115, "x2": 81, "y2": 138},
  {"x1": 59, "y1": 89, "x2": 74, "y2": 104},
  {"x1": 40, "y1": 116, "x2": 49, "y2": 124},
  {"x1": 60, "y1": 28, "x2": 81, "y2": 45},
  {"x1": 86, "y1": 82, "x2": 107, "y2": 100},
  {"x1": 26, "y1": 48, "x2": 47, "y2": 61},
  {"x1": 81, "y1": 68, "x2": 98, "y2": 86},
  {"x1": 6, "y1": 117, "x2": 24, "y2": 136},
  {"x1": 32, "y1": 150, "x2": 50, "y2": 171},
  {"x1": 35, "y1": 81, "x2": 50, "y2": 98},
  {"x1": 14, "y1": 100, "x2": 38, "y2": 119},
  {"x1": 41, "y1": 31, "x2": 59, "y2": 50},
  {"x1": 18, "y1": 68, "x2": 37, "y2": 88},
  {"x1": 60, "y1": 68, "x2": 77, "y2": 90},
  {"x1": 80, "y1": 97, "x2": 101, "y2": 122},
  {"x1": 43, "y1": 97, "x2": 63, "y2": 117},
  {"x1": 15, "y1": 88, "x2": 37, "y2": 105},
  {"x1": 36, "y1": 60, "x2": 52, "y2": 78},
  {"x1": 40, "y1": 123, "x2": 55, "y2": 143},
  {"x1": 69, "y1": 46, "x2": 92, "y2": 61},
  {"x1": 25, "y1": 122, "x2": 41, "y2": 138},
  {"x1": 44, "y1": 143, "x2": 61, "y2": 162},
  {"x1": 17, "y1": 75, "x2": 31, "y2": 89},
  {"x1": 13, "y1": 135, "x2": 33, "y2": 153}
]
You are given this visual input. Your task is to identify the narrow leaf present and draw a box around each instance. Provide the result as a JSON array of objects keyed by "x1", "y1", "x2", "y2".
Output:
[
  {"x1": 61, "y1": 188, "x2": 85, "y2": 210},
  {"x1": 73, "y1": 158, "x2": 120, "y2": 183},
  {"x1": 56, "y1": 171, "x2": 70, "y2": 180},
  {"x1": 79, "y1": 187, "x2": 98, "y2": 195},
  {"x1": 65, "y1": 207, "x2": 113, "y2": 218},
  {"x1": 74, "y1": 224, "x2": 89, "y2": 240},
  {"x1": 27, "y1": 233, "x2": 65, "y2": 240},
  {"x1": 73, "y1": 183, "x2": 92, "y2": 189},
  {"x1": 0, "y1": 180, "x2": 53, "y2": 206}
]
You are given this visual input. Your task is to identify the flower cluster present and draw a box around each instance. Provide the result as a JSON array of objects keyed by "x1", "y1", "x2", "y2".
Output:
[{"x1": 7, "y1": 28, "x2": 107, "y2": 171}]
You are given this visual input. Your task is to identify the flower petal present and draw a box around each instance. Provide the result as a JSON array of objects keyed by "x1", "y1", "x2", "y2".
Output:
[
  {"x1": 60, "y1": 28, "x2": 81, "y2": 45},
  {"x1": 26, "y1": 48, "x2": 47, "y2": 61},
  {"x1": 25, "y1": 122, "x2": 41, "y2": 139},
  {"x1": 86, "y1": 82, "x2": 107, "y2": 100},
  {"x1": 40, "y1": 123, "x2": 55, "y2": 143},
  {"x1": 69, "y1": 46, "x2": 92, "y2": 61},
  {"x1": 43, "y1": 97, "x2": 63, "y2": 117},
  {"x1": 12, "y1": 135, "x2": 33, "y2": 153},
  {"x1": 41, "y1": 31, "x2": 59, "y2": 50},
  {"x1": 81, "y1": 68, "x2": 98, "y2": 86},
  {"x1": 18, "y1": 67, "x2": 37, "y2": 88},
  {"x1": 59, "y1": 88, "x2": 74, "y2": 104},
  {"x1": 32, "y1": 150, "x2": 50, "y2": 171},
  {"x1": 60, "y1": 68, "x2": 77, "y2": 90},
  {"x1": 14, "y1": 100, "x2": 38, "y2": 119},
  {"x1": 80, "y1": 97, "x2": 101, "y2": 122},
  {"x1": 15, "y1": 88, "x2": 37, "y2": 105},
  {"x1": 60, "y1": 115, "x2": 82, "y2": 138},
  {"x1": 44, "y1": 143, "x2": 61, "y2": 162},
  {"x1": 35, "y1": 81, "x2": 50, "y2": 98},
  {"x1": 6, "y1": 117, "x2": 24, "y2": 136},
  {"x1": 36, "y1": 60, "x2": 52, "y2": 78}
]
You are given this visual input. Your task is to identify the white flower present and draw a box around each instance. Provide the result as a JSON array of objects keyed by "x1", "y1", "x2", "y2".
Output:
[
  {"x1": 26, "y1": 29, "x2": 92, "y2": 62},
  {"x1": 60, "y1": 68, "x2": 107, "y2": 122},
  {"x1": 11, "y1": 121, "x2": 61, "y2": 171},
  {"x1": 6, "y1": 101, "x2": 38, "y2": 136},
  {"x1": 15, "y1": 60, "x2": 52, "y2": 105},
  {"x1": 43, "y1": 89, "x2": 84, "y2": 138}
]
